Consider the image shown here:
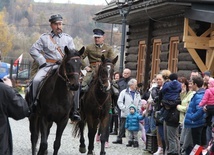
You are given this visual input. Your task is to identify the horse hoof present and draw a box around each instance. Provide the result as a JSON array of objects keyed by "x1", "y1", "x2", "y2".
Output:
[
  {"x1": 79, "y1": 147, "x2": 86, "y2": 153},
  {"x1": 87, "y1": 151, "x2": 95, "y2": 155},
  {"x1": 100, "y1": 151, "x2": 106, "y2": 155}
]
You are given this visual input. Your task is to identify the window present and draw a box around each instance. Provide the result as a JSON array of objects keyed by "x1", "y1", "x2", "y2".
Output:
[
  {"x1": 136, "y1": 41, "x2": 146, "y2": 83},
  {"x1": 151, "y1": 39, "x2": 161, "y2": 80},
  {"x1": 168, "y1": 37, "x2": 179, "y2": 73}
]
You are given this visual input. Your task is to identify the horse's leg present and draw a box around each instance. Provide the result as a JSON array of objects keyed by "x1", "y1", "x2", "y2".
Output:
[
  {"x1": 79, "y1": 120, "x2": 86, "y2": 153},
  {"x1": 99, "y1": 115, "x2": 110, "y2": 155},
  {"x1": 29, "y1": 114, "x2": 39, "y2": 155},
  {"x1": 87, "y1": 118, "x2": 99, "y2": 155},
  {"x1": 37, "y1": 117, "x2": 49, "y2": 155},
  {"x1": 53, "y1": 119, "x2": 67, "y2": 155}
]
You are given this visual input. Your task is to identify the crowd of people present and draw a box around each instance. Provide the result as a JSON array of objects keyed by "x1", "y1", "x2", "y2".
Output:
[{"x1": 101, "y1": 68, "x2": 214, "y2": 155}]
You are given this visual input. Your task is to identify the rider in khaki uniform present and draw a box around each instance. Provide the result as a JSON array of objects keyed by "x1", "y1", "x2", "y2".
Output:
[{"x1": 81, "y1": 28, "x2": 115, "y2": 91}]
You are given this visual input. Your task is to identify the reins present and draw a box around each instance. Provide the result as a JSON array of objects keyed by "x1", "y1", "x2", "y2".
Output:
[{"x1": 57, "y1": 56, "x2": 81, "y2": 88}]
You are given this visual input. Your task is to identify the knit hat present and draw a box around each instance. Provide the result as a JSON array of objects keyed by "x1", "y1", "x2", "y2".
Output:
[
  {"x1": 209, "y1": 78, "x2": 214, "y2": 87},
  {"x1": 169, "y1": 73, "x2": 178, "y2": 81},
  {"x1": 129, "y1": 104, "x2": 137, "y2": 112},
  {"x1": 204, "y1": 71, "x2": 211, "y2": 77}
]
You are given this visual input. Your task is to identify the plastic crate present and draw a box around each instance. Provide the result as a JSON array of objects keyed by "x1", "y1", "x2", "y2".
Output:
[{"x1": 146, "y1": 133, "x2": 158, "y2": 153}]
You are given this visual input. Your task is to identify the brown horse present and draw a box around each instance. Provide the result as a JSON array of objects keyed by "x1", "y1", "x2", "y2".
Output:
[
  {"x1": 73, "y1": 55, "x2": 118, "y2": 155},
  {"x1": 26, "y1": 46, "x2": 84, "y2": 155}
]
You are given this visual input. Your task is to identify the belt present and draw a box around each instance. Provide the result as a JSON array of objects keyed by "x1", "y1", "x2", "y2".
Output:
[
  {"x1": 90, "y1": 62, "x2": 101, "y2": 66},
  {"x1": 46, "y1": 59, "x2": 57, "y2": 63}
]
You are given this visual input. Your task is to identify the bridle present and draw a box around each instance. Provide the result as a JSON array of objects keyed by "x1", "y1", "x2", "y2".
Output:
[
  {"x1": 57, "y1": 56, "x2": 81, "y2": 86},
  {"x1": 98, "y1": 62, "x2": 113, "y2": 92}
]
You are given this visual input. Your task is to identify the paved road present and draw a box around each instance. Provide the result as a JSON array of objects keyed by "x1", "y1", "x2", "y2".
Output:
[{"x1": 10, "y1": 118, "x2": 152, "y2": 155}]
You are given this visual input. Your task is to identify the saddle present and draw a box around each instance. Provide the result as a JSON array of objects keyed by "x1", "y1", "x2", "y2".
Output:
[{"x1": 27, "y1": 66, "x2": 57, "y2": 109}]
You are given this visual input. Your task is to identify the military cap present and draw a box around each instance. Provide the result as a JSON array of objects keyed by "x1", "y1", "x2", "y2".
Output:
[
  {"x1": 49, "y1": 14, "x2": 63, "y2": 23},
  {"x1": 93, "y1": 28, "x2": 105, "y2": 37}
]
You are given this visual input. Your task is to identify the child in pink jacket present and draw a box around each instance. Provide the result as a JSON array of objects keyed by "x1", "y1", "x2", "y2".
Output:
[
  {"x1": 199, "y1": 78, "x2": 214, "y2": 154},
  {"x1": 199, "y1": 78, "x2": 214, "y2": 107}
]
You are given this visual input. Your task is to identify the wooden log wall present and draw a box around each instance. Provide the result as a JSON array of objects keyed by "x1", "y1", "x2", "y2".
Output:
[
  {"x1": 126, "y1": 21, "x2": 150, "y2": 78},
  {"x1": 125, "y1": 14, "x2": 202, "y2": 84}
]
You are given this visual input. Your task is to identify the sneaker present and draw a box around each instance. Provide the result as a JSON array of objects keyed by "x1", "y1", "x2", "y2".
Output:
[
  {"x1": 96, "y1": 134, "x2": 100, "y2": 142},
  {"x1": 105, "y1": 142, "x2": 110, "y2": 148},
  {"x1": 153, "y1": 147, "x2": 163, "y2": 155}
]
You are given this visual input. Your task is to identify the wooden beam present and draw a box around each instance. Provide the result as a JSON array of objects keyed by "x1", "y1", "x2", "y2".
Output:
[
  {"x1": 208, "y1": 50, "x2": 214, "y2": 70},
  {"x1": 184, "y1": 36, "x2": 210, "y2": 42},
  {"x1": 200, "y1": 27, "x2": 214, "y2": 37},
  {"x1": 188, "y1": 26, "x2": 197, "y2": 36},
  {"x1": 185, "y1": 42, "x2": 210, "y2": 50},
  {"x1": 184, "y1": 36, "x2": 210, "y2": 49},
  {"x1": 183, "y1": 18, "x2": 188, "y2": 42},
  {"x1": 187, "y1": 48, "x2": 208, "y2": 72}
]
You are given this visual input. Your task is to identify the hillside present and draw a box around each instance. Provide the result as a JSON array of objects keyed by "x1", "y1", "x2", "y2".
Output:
[{"x1": 0, "y1": 0, "x2": 121, "y2": 61}]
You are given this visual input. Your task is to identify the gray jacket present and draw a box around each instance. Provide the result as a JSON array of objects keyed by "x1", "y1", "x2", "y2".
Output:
[
  {"x1": 29, "y1": 32, "x2": 75, "y2": 67},
  {"x1": 117, "y1": 88, "x2": 142, "y2": 118}
]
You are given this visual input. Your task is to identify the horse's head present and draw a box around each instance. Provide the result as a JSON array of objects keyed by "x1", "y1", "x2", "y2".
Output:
[
  {"x1": 59, "y1": 46, "x2": 84, "y2": 91},
  {"x1": 97, "y1": 55, "x2": 118, "y2": 92}
]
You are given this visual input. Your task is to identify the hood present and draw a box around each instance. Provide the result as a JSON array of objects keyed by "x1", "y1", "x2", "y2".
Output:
[
  {"x1": 169, "y1": 80, "x2": 181, "y2": 90},
  {"x1": 129, "y1": 104, "x2": 137, "y2": 112}
]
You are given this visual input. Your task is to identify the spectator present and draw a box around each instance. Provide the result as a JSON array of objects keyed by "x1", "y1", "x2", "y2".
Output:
[
  {"x1": 190, "y1": 70, "x2": 201, "y2": 80},
  {"x1": 110, "y1": 71, "x2": 120, "y2": 135},
  {"x1": 117, "y1": 68, "x2": 132, "y2": 93},
  {"x1": 184, "y1": 76, "x2": 206, "y2": 155},
  {"x1": 148, "y1": 73, "x2": 165, "y2": 155},
  {"x1": 125, "y1": 104, "x2": 144, "y2": 147},
  {"x1": 161, "y1": 73, "x2": 181, "y2": 155},
  {"x1": 0, "y1": 77, "x2": 29, "y2": 155},
  {"x1": 177, "y1": 77, "x2": 195, "y2": 155},
  {"x1": 112, "y1": 78, "x2": 141, "y2": 144}
]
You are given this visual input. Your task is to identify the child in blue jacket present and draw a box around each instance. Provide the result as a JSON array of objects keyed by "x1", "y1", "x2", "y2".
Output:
[{"x1": 125, "y1": 104, "x2": 144, "y2": 147}]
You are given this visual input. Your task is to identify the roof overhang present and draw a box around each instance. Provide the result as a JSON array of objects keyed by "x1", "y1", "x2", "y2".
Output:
[
  {"x1": 94, "y1": 0, "x2": 214, "y2": 24},
  {"x1": 93, "y1": 0, "x2": 191, "y2": 24},
  {"x1": 185, "y1": 3, "x2": 214, "y2": 23}
]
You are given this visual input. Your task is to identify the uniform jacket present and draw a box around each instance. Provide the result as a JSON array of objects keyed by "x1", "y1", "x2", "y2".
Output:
[
  {"x1": 117, "y1": 88, "x2": 142, "y2": 118},
  {"x1": 125, "y1": 105, "x2": 144, "y2": 131},
  {"x1": 30, "y1": 32, "x2": 75, "y2": 67},
  {"x1": 81, "y1": 43, "x2": 115, "y2": 68},
  {"x1": 184, "y1": 88, "x2": 206, "y2": 128},
  {"x1": 161, "y1": 80, "x2": 181, "y2": 101},
  {"x1": 0, "y1": 82, "x2": 29, "y2": 155},
  {"x1": 199, "y1": 87, "x2": 214, "y2": 107}
]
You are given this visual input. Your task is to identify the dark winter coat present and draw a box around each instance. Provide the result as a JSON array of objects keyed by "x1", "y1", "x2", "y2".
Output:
[
  {"x1": 0, "y1": 82, "x2": 29, "y2": 155},
  {"x1": 184, "y1": 88, "x2": 206, "y2": 128},
  {"x1": 161, "y1": 80, "x2": 181, "y2": 101},
  {"x1": 117, "y1": 77, "x2": 131, "y2": 93}
]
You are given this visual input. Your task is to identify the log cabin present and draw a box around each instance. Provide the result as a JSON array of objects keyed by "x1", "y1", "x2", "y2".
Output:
[{"x1": 93, "y1": 0, "x2": 214, "y2": 89}]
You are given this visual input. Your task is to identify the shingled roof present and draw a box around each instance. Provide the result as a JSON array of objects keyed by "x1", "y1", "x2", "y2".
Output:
[{"x1": 93, "y1": 0, "x2": 214, "y2": 24}]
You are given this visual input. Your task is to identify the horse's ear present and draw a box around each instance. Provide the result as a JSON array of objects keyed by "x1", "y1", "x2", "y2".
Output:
[
  {"x1": 64, "y1": 46, "x2": 69, "y2": 55},
  {"x1": 112, "y1": 55, "x2": 118, "y2": 65},
  {"x1": 101, "y1": 54, "x2": 105, "y2": 62},
  {"x1": 78, "y1": 46, "x2": 85, "y2": 56}
]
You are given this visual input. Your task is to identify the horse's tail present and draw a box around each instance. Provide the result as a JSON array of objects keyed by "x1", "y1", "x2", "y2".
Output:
[{"x1": 72, "y1": 119, "x2": 85, "y2": 137}]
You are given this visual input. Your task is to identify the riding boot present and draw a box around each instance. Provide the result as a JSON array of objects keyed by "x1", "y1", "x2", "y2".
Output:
[{"x1": 70, "y1": 89, "x2": 81, "y2": 121}]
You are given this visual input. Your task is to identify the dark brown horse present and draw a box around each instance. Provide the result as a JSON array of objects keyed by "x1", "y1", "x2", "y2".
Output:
[
  {"x1": 26, "y1": 46, "x2": 84, "y2": 155},
  {"x1": 74, "y1": 55, "x2": 118, "y2": 155}
]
